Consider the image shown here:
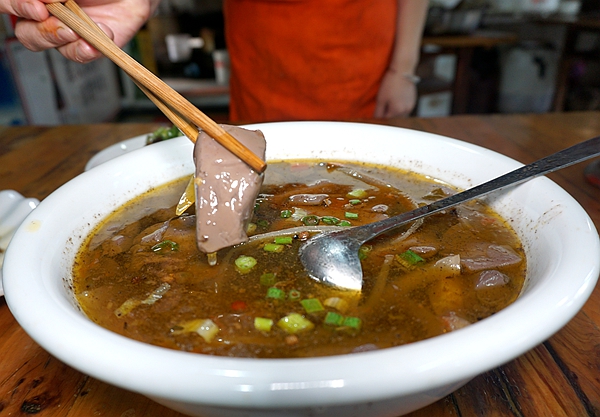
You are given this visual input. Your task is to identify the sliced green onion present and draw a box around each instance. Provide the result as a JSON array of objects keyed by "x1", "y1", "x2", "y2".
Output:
[
  {"x1": 301, "y1": 215, "x2": 320, "y2": 226},
  {"x1": 146, "y1": 125, "x2": 182, "y2": 144},
  {"x1": 347, "y1": 189, "x2": 368, "y2": 199},
  {"x1": 235, "y1": 255, "x2": 257, "y2": 274},
  {"x1": 339, "y1": 220, "x2": 352, "y2": 227},
  {"x1": 288, "y1": 289, "x2": 301, "y2": 300},
  {"x1": 300, "y1": 298, "x2": 324, "y2": 314},
  {"x1": 254, "y1": 317, "x2": 274, "y2": 332},
  {"x1": 349, "y1": 199, "x2": 362, "y2": 205},
  {"x1": 345, "y1": 212, "x2": 359, "y2": 219},
  {"x1": 266, "y1": 287, "x2": 285, "y2": 300},
  {"x1": 274, "y1": 236, "x2": 293, "y2": 245},
  {"x1": 280, "y1": 209, "x2": 293, "y2": 218},
  {"x1": 264, "y1": 243, "x2": 284, "y2": 252},
  {"x1": 323, "y1": 297, "x2": 349, "y2": 313},
  {"x1": 151, "y1": 240, "x2": 179, "y2": 253},
  {"x1": 342, "y1": 316, "x2": 362, "y2": 330},
  {"x1": 321, "y1": 216, "x2": 340, "y2": 225},
  {"x1": 358, "y1": 245, "x2": 372, "y2": 260},
  {"x1": 260, "y1": 272, "x2": 277, "y2": 286},
  {"x1": 396, "y1": 249, "x2": 424, "y2": 269},
  {"x1": 277, "y1": 313, "x2": 314, "y2": 334},
  {"x1": 324, "y1": 311, "x2": 344, "y2": 326}
]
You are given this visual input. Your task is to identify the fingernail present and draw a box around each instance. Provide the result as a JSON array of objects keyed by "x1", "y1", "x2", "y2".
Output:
[{"x1": 56, "y1": 26, "x2": 75, "y2": 42}]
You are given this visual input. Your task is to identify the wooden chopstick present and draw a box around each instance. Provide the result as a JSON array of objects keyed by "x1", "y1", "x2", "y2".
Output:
[
  {"x1": 46, "y1": 1, "x2": 266, "y2": 173},
  {"x1": 62, "y1": 0, "x2": 199, "y2": 142}
]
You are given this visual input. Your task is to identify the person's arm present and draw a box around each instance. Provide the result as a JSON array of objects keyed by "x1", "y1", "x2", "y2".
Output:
[
  {"x1": 374, "y1": 0, "x2": 428, "y2": 118},
  {"x1": 0, "y1": 0, "x2": 160, "y2": 62}
]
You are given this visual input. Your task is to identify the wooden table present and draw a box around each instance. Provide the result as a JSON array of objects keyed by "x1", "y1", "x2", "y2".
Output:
[{"x1": 1, "y1": 111, "x2": 599, "y2": 416}]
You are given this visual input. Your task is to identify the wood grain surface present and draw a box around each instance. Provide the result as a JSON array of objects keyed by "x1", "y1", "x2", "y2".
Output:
[{"x1": 1, "y1": 112, "x2": 599, "y2": 416}]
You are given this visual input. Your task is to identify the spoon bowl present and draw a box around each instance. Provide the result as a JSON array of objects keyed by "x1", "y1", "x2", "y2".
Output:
[{"x1": 300, "y1": 136, "x2": 600, "y2": 290}]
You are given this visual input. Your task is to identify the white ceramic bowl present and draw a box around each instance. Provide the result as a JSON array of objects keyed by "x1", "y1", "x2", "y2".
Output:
[{"x1": 3, "y1": 122, "x2": 599, "y2": 417}]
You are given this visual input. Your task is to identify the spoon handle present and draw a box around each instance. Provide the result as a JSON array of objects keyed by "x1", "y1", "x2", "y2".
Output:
[{"x1": 351, "y1": 136, "x2": 600, "y2": 242}]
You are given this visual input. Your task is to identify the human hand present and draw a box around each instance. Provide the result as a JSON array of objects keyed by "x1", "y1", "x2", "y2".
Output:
[
  {"x1": 0, "y1": 0, "x2": 158, "y2": 63},
  {"x1": 374, "y1": 69, "x2": 418, "y2": 118}
]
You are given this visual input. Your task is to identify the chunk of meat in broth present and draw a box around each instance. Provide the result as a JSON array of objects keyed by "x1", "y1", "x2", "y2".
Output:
[{"x1": 194, "y1": 125, "x2": 267, "y2": 254}]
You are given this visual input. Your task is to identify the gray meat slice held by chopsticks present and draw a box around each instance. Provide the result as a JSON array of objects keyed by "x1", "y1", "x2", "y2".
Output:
[{"x1": 194, "y1": 125, "x2": 266, "y2": 256}]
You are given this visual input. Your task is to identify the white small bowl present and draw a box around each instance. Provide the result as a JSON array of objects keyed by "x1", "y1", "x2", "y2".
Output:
[
  {"x1": 0, "y1": 190, "x2": 39, "y2": 296},
  {"x1": 3, "y1": 122, "x2": 599, "y2": 417}
]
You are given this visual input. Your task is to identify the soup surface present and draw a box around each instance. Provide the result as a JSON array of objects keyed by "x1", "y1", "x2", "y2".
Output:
[{"x1": 74, "y1": 161, "x2": 526, "y2": 358}]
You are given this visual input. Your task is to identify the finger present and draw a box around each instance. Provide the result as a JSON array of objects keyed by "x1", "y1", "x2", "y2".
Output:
[
  {"x1": 14, "y1": 16, "x2": 78, "y2": 51},
  {"x1": 55, "y1": 21, "x2": 114, "y2": 62},
  {"x1": 3, "y1": 0, "x2": 49, "y2": 20},
  {"x1": 55, "y1": 38, "x2": 104, "y2": 62}
]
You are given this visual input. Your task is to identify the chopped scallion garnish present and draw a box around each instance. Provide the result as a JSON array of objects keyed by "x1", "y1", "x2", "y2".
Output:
[
  {"x1": 358, "y1": 245, "x2": 372, "y2": 260},
  {"x1": 260, "y1": 272, "x2": 277, "y2": 286},
  {"x1": 321, "y1": 216, "x2": 340, "y2": 225},
  {"x1": 396, "y1": 249, "x2": 424, "y2": 269},
  {"x1": 347, "y1": 189, "x2": 368, "y2": 199},
  {"x1": 266, "y1": 287, "x2": 285, "y2": 300},
  {"x1": 151, "y1": 240, "x2": 179, "y2": 253},
  {"x1": 345, "y1": 212, "x2": 358, "y2": 219},
  {"x1": 264, "y1": 243, "x2": 284, "y2": 252},
  {"x1": 300, "y1": 298, "x2": 324, "y2": 313},
  {"x1": 274, "y1": 236, "x2": 293, "y2": 245},
  {"x1": 324, "y1": 311, "x2": 344, "y2": 326},
  {"x1": 234, "y1": 255, "x2": 257, "y2": 274},
  {"x1": 301, "y1": 215, "x2": 320, "y2": 226},
  {"x1": 342, "y1": 316, "x2": 362, "y2": 330},
  {"x1": 280, "y1": 209, "x2": 292, "y2": 218},
  {"x1": 339, "y1": 220, "x2": 352, "y2": 227},
  {"x1": 254, "y1": 317, "x2": 274, "y2": 332},
  {"x1": 277, "y1": 313, "x2": 314, "y2": 334},
  {"x1": 288, "y1": 289, "x2": 301, "y2": 300},
  {"x1": 349, "y1": 199, "x2": 362, "y2": 205}
]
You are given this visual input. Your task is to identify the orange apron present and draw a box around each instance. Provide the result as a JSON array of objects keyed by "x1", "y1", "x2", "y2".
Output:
[{"x1": 223, "y1": 0, "x2": 397, "y2": 121}]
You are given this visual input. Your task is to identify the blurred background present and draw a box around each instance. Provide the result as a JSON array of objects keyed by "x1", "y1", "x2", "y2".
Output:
[{"x1": 1, "y1": 0, "x2": 599, "y2": 125}]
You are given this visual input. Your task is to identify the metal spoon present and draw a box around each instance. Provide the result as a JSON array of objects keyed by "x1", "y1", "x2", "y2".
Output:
[{"x1": 299, "y1": 136, "x2": 600, "y2": 291}]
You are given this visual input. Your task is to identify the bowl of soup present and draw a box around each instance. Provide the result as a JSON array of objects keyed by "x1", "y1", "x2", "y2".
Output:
[{"x1": 3, "y1": 122, "x2": 599, "y2": 417}]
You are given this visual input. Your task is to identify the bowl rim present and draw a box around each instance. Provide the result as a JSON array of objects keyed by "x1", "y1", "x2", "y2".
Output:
[{"x1": 3, "y1": 121, "x2": 599, "y2": 408}]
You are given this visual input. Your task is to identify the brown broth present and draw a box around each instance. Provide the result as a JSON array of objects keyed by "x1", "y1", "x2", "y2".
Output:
[{"x1": 73, "y1": 161, "x2": 526, "y2": 358}]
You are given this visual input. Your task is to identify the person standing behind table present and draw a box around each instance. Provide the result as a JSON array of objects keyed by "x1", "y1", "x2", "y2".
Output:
[
  {"x1": 0, "y1": 0, "x2": 428, "y2": 121},
  {"x1": 224, "y1": 0, "x2": 429, "y2": 122}
]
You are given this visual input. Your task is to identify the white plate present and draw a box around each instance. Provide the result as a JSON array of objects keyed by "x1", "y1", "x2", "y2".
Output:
[
  {"x1": 85, "y1": 134, "x2": 148, "y2": 171},
  {"x1": 0, "y1": 190, "x2": 39, "y2": 296}
]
